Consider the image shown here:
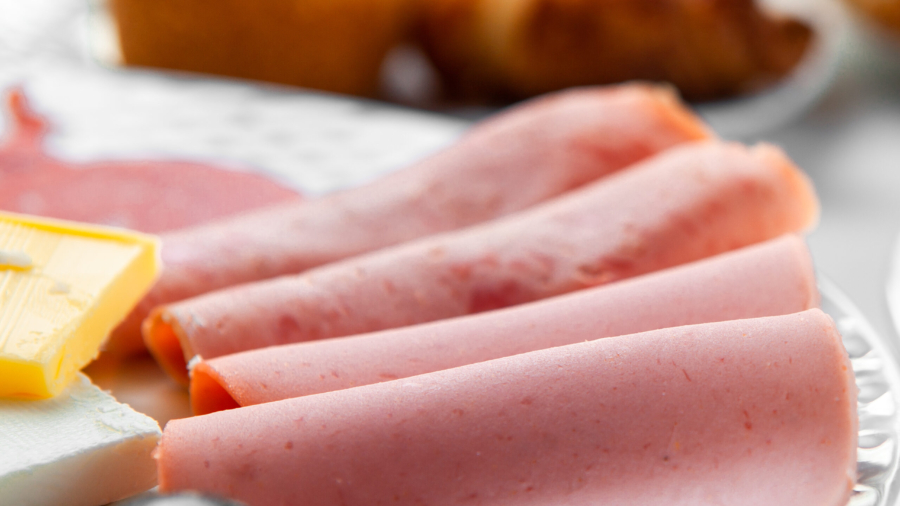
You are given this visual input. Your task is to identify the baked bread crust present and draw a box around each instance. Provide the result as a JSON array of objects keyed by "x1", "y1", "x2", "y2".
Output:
[
  {"x1": 416, "y1": 0, "x2": 813, "y2": 102},
  {"x1": 111, "y1": 0, "x2": 412, "y2": 96}
]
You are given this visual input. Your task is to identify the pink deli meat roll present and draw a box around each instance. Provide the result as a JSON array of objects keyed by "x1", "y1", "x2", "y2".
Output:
[
  {"x1": 191, "y1": 234, "x2": 818, "y2": 415},
  {"x1": 146, "y1": 140, "x2": 819, "y2": 384},
  {"x1": 106, "y1": 83, "x2": 710, "y2": 356},
  {"x1": 157, "y1": 309, "x2": 857, "y2": 506}
]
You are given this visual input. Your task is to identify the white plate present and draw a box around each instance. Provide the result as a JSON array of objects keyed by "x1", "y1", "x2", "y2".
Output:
[{"x1": 695, "y1": 0, "x2": 846, "y2": 140}]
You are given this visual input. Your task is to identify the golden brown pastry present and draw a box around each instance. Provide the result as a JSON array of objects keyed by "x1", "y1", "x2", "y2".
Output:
[
  {"x1": 415, "y1": 0, "x2": 814, "y2": 102},
  {"x1": 845, "y1": 0, "x2": 900, "y2": 34},
  {"x1": 111, "y1": 0, "x2": 412, "y2": 97}
]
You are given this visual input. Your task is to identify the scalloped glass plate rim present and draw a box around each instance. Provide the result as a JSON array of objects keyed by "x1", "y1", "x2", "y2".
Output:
[{"x1": 821, "y1": 275, "x2": 900, "y2": 506}]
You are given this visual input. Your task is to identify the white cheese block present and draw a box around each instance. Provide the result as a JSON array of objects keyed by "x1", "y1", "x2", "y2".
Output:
[{"x1": 0, "y1": 373, "x2": 161, "y2": 506}]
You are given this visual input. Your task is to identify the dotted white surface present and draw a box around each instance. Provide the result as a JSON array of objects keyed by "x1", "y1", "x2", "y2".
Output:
[
  {"x1": 0, "y1": 61, "x2": 467, "y2": 197},
  {"x1": 0, "y1": 1, "x2": 468, "y2": 199}
]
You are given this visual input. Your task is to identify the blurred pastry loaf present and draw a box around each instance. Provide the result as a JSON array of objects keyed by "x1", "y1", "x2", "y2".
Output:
[
  {"x1": 416, "y1": 0, "x2": 814, "y2": 102},
  {"x1": 111, "y1": 0, "x2": 412, "y2": 96},
  {"x1": 845, "y1": 0, "x2": 900, "y2": 34}
]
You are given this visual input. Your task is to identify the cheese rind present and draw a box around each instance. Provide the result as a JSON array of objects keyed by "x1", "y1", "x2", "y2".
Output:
[
  {"x1": 0, "y1": 212, "x2": 160, "y2": 398},
  {"x1": 0, "y1": 373, "x2": 161, "y2": 506}
]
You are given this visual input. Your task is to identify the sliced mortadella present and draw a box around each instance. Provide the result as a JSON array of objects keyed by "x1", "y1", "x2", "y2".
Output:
[
  {"x1": 107, "y1": 83, "x2": 711, "y2": 356},
  {"x1": 0, "y1": 89, "x2": 300, "y2": 233},
  {"x1": 191, "y1": 234, "x2": 818, "y2": 415},
  {"x1": 147, "y1": 141, "x2": 819, "y2": 384},
  {"x1": 157, "y1": 309, "x2": 857, "y2": 506}
]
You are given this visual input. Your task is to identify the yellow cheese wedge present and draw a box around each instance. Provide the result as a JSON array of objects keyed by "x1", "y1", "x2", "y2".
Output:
[{"x1": 0, "y1": 212, "x2": 160, "y2": 399}]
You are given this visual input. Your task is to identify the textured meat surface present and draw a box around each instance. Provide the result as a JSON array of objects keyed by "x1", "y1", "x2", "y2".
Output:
[
  {"x1": 158, "y1": 310, "x2": 857, "y2": 506},
  {"x1": 148, "y1": 140, "x2": 818, "y2": 382},
  {"x1": 0, "y1": 89, "x2": 300, "y2": 234},
  {"x1": 110, "y1": 83, "x2": 710, "y2": 355},
  {"x1": 191, "y1": 234, "x2": 818, "y2": 413}
]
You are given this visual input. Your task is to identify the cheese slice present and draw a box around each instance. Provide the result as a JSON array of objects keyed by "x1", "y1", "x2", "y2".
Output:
[
  {"x1": 0, "y1": 373, "x2": 161, "y2": 506},
  {"x1": 0, "y1": 212, "x2": 160, "y2": 398}
]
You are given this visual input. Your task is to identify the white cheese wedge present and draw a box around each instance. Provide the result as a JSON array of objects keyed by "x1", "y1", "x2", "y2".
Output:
[{"x1": 0, "y1": 373, "x2": 161, "y2": 506}]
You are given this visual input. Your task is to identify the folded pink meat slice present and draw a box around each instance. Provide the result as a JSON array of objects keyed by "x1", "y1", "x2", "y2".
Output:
[
  {"x1": 106, "y1": 83, "x2": 710, "y2": 356},
  {"x1": 158, "y1": 309, "x2": 857, "y2": 506},
  {"x1": 191, "y1": 234, "x2": 818, "y2": 414},
  {"x1": 147, "y1": 140, "x2": 819, "y2": 384}
]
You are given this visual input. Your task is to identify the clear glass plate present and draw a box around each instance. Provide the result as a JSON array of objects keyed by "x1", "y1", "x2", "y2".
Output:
[{"x1": 821, "y1": 276, "x2": 900, "y2": 505}]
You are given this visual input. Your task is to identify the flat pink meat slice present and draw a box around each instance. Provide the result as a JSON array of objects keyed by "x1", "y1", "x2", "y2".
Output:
[
  {"x1": 157, "y1": 309, "x2": 857, "y2": 506},
  {"x1": 147, "y1": 140, "x2": 819, "y2": 384},
  {"x1": 191, "y1": 234, "x2": 818, "y2": 414},
  {"x1": 0, "y1": 89, "x2": 300, "y2": 234},
  {"x1": 106, "y1": 83, "x2": 711, "y2": 355}
]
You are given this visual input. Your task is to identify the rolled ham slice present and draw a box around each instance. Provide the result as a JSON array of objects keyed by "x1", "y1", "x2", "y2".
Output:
[
  {"x1": 147, "y1": 141, "x2": 819, "y2": 384},
  {"x1": 191, "y1": 234, "x2": 818, "y2": 415},
  {"x1": 106, "y1": 83, "x2": 710, "y2": 356},
  {"x1": 157, "y1": 309, "x2": 857, "y2": 506}
]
